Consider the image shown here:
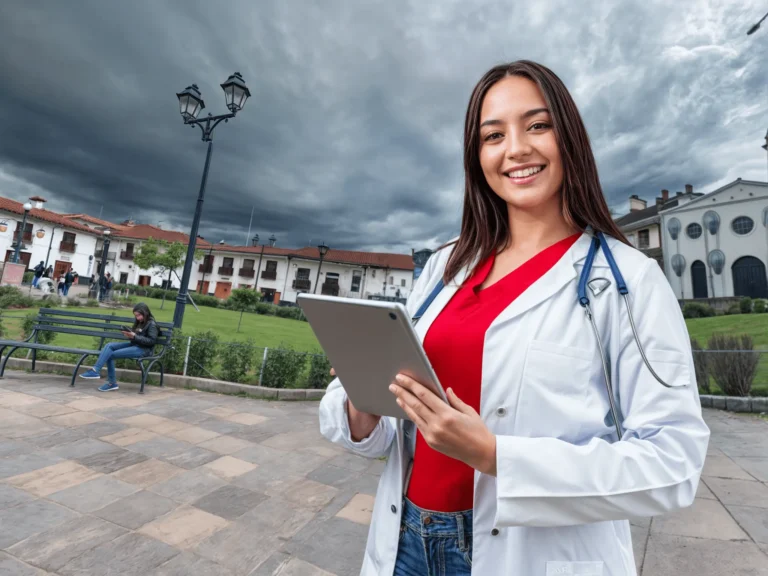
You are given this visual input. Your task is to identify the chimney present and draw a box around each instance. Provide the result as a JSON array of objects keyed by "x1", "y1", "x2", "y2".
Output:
[
  {"x1": 29, "y1": 196, "x2": 47, "y2": 210},
  {"x1": 629, "y1": 194, "x2": 647, "y2": 212},
  {"x1": 661, "y1": 189, "x2": 669, "y2": 201},
  {"x1": 685, "y1": 183, "x2": 693, "y2": 194}
]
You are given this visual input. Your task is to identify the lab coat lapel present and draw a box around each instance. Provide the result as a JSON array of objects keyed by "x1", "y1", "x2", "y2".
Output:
[{"x1": 411, "y1": 265, "x2": 471, "y2": 343}]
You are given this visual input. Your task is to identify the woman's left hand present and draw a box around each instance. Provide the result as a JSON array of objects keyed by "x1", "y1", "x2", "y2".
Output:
[
  {"x1": 122, "y1": 331, "x2": 135, "y2": 339},
  {"x1": 390, "y1": 374, "x2": 497, "y2": 476}
]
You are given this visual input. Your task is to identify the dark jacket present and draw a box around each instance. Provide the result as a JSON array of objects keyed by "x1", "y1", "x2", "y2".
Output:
[{"x1": 132, "y1": 318, "x2": 159, "y2": 350}]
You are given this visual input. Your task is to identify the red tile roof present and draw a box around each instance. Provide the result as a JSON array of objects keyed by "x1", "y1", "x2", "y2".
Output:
[
  {"x1": 0, "y1": 198, "x2": 102, "y2": 235},
  {"x1": 111, "y1": 224, "x2": 213, "y2": 248},
  {"x1": 217, "y1": 245, "x2": 413, "y2": 270},
  {"x1": 60, "y1": 213, "x2": 128, "y2": 231}
]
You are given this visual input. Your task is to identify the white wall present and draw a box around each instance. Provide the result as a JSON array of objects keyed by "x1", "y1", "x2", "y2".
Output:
[
  {"x1": 626, "y1": 222, "x2": 661, "y2": 250},
  {"x1": 660, "y1": 181, "x2": 768, "y2": 299},
  {"x1": 0, "y1": 214, "x2": 98, "y2": 280}
]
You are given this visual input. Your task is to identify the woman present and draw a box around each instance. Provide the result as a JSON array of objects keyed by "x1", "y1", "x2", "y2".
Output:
[
  {"x1": 319, "y1": 61, "x2": 709, "y2": 576},
  {"x1": 80, "y1": 302, "x2": 159, "y2": 392}
]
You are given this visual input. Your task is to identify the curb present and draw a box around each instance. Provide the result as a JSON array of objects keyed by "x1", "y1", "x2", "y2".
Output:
[
  {"x1": 699, "y1": 394, "x2": 768, "y2": 414},
  {"x1": 2, "y1": 358, "x2": 327, "y2": 401}
]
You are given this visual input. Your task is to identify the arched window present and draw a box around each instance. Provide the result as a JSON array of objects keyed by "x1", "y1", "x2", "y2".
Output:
[
  {"x1": 686, "y1": 223, "x2": 702, "y2": 239},
  {"x1": 731, "y1": 216, "x2": 754, "y2": 236}
]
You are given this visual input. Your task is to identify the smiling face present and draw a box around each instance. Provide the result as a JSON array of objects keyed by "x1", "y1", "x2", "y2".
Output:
[
  {"x1": 133, "y1": 311, "x2": 144, "y2": 323},
  {"x1": 478, "y1": 75, "x2": 564, "y2": 216}
]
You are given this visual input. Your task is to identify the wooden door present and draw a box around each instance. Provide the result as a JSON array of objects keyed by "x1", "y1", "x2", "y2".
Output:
[
  {"x1": 197, "y1": 280, "x2": 210, "y2": 294},
  {"x1": 274, "y1": 291, "x2": 281, "y2": 304},
  {"x1": 214, "y1": 281, "x2": 232, "y2": 299},
  {"x1": 4, "y1": 250, "x2": 31, "y2": 269},
  {"x1": 53, "y1": 260, "x2": 71, "y2": 279}
]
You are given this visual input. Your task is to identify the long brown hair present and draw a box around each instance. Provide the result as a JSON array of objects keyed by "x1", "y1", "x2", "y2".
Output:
[{"x1": 443, "y1": 60, "x2": 628, "y2": 283}]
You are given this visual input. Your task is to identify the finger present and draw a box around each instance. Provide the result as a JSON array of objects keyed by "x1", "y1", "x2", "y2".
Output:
[
  {"x1": 395, "y1": 374, "x2": 444, "y2": 414},
  {"x1": 330, "y1": 368, "x2": 336, "y2": 377},
  {"x1": 447, "y1": 388, "x2": 476, "y2": 415},
  {"x1": 395, "y1": 394, "x2": 428, "y2": 428},
  {"x1": 391, "y1": 383, "x2": 433, "y2": 426}
]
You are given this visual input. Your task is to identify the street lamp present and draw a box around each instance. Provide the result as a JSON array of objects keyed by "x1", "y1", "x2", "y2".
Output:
[
  {"x1": 314, "y1": 242, "x2": 329, "y2": 294},
  {"x1": 173, "y1": 72, "x2": 251, "y2": 329},
  {"x1": 253, "y1": 233, "x2": 277, "y2": 294},
  {"x1": 98, "y1": 230, "x2": 111, "y2": 301},
  {"x1": 747, "y1": 11, "x2": 768, "y2": 34},
  {"x1": 13, "y1": 202, "x2": 32, "y2": 264}
]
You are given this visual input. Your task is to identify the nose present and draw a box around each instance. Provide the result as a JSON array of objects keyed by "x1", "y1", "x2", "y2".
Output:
[{"x1": 505, "y1": 128, "x2": 532, "y2": 160}]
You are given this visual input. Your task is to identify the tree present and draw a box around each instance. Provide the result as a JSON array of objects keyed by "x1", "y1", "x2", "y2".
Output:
[
  {"x1": 229, "y1": 287, "x2": 261, "y2": 332},
  {"x1": 133, "y1": 238, "x2": 202, "y2": 308}
]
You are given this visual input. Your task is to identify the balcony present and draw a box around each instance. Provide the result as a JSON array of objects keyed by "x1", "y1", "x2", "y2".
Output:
[
  {"x1": 292, "y1": 278, "x2": 311, "y2": 291},
  {"x1": 218, "y1": 266, "x2": 234, "y2": 276},
  {"x1": 321, "y1": 283, "x2": 340, "y2": 296},
  {"x1": 238, "y1": 268, "x2": 255, "y2": 278},
  {"x1": 261, "y1": 270, "x2": 277, "y2": 280},
  {"x1": 120, "y1": 251, "x2": 134, "y2": 260},
  {"x1": 198, "y1": 263, "x2": 213, "y2": 273},
  {"x1": 59, "y1": 241, "x2": 77, "y2": 253},
  {"x1": 12, "y1": 232, "x2": 32, "y2": 245}
]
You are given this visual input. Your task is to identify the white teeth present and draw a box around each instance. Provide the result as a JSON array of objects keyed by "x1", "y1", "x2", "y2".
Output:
[{"x1": 509, "y1": 166, "x2": 543, "y2": 178}]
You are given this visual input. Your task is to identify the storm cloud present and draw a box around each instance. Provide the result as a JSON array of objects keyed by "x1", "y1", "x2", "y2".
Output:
[{"x1": 0, "y1": 0, "x2": 765, "y2": 253}]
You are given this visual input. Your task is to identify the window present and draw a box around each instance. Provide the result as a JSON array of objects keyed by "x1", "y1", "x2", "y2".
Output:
[
  {"x1": 14, "y1": 221, "x2": 33, "y2": 243},
  {"x1": 731, "y1": 216, "x2": 754, "y2": 236},
  {"x1": 223, "y1": 257, "x2": 234, "y2": 268},
  {"x1": 686, "y1": 223, "x2": 702, "y2": 239},
  {"x1": 351, "y1": 271, "x2": 362, "y2": 292},
  {"x1": 401, "y1": 279, "x2": 406, "y2": 287},
  {"x1": 389, "y1": 276, "x2": 394, "y2": 284},
  {"x1": 265, "y1": 260, "x2": 277, "y2": 272},
  {"x1": 296, "y1": 268, "x2": 310, "y2": 280},
  {"x1": 242, "y1": 258, "x2": 254, "y2": 270},
  {"x1": 638, "y1": 229, "x2": 650, "y2": 249}
]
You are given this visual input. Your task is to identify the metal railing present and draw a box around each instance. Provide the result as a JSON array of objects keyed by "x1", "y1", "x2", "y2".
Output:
[
  {"x1": 218, "y1": 266, "x2": 234, "y2": 276},
  {"x1": 238, "y1": 268, "x2": 255, "y2": 278},
  {"x1": 261, "y1": 270, "x2": 277, "y2": 280}
]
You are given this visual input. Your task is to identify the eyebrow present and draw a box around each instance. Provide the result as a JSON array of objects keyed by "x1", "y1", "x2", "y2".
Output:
[{"x1": 480, "y1": 107, "x2": 550, "y2": 128}]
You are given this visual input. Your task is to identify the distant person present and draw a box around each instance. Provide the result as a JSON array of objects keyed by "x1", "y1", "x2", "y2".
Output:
[
  {"x1": 79, "y1": 302, "x2": 159, "y2": 392},
  {"x1": 32, "y1": 261, "x2": 44, "y2": 288},
  {"x1": 99, "y1": 272, "x2": 112, "y2": 300},
  {"x1": 63, "y1": 270, "x2": 74, "y2": 296},
  {"x1": 43, "y1": 265, "x2": 52, "y2": 278},
  {"x1": 56, "y1": 276, "x2": 65, "y2": 296}
]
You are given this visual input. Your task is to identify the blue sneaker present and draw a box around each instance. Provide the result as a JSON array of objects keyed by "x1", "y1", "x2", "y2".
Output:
[
  {"x1": 98, "y1": 382, "x2": 119, "y2": 392},
  {"x1": 79, "y1": 369, "x2": 100, "y2": 379}
]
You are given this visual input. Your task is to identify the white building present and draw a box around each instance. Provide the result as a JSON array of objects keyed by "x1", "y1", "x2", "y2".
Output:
[
  {"x1": 0, "y1": 196, "x2": 101, "y2": 281},
  {"x1": 658, "y1": 179, "x2": 768, "y2": 300}
]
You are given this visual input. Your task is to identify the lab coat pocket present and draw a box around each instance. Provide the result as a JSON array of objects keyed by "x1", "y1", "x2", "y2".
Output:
[
  {"x1": 516, "y1": 340, "x2": 593, "y2": 440},
  {"x1": 641, "y1": 349, "x2": 691, "y2": 388}
]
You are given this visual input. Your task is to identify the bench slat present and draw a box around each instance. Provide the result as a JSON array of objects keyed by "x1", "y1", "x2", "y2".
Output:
[
  {"x1": 38, "y1": 308, "x2": 174, "y2": 329},
  {"x1": 31, "y1": 325, "x2": 170, "y2": 345}
]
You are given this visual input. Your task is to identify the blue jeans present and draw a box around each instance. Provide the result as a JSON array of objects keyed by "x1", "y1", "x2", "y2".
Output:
[
  {"x1": 394, "y1": 498, "x2": 473, "y2": 576},
  {"x1": 93, "y1": 342, "x2": 146, "y2": 383}
]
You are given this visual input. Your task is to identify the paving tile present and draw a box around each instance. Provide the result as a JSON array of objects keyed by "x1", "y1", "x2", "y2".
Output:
[
  {"x1": 24, "y1": 428, "x2": 86, "y2": 449},
  {"x1": 327, "y1": 452, "x2": 372, "y2": 472},
  {"x1": 732, "y1": 458, "x2": 768, "y2": 482},
  {"x1": 0, "y1": 439, "x2": 32, "y2": 458},
  {"x1": 93, "y1": 405, "x2": 143, "y2": 420},
  {"x1": 198, "y1": 435, "x2": 254, "y2": 455},
  {"x1": 650, "y1": 497, "x2": 748, "y2": 540},
  {"x1": 0, "y1": 391, "x2": 44, "y2": 408},
  {"x1": 101, "y1": 427, "x2": 158, "y2": 446},
  {"x1": 282, "y1": 516, "x2": 368, "y2": 576},
  {"x1": 16, "y1": 401, "x2": 77, "y2": 418},
  {"x1": 0, "y1": 452, "x2": 62, "y2": 479},
  {"x1": 5, "y1": 460, "x2": 102, "y2": 497},
  {"x1": 47, "y1": 411, "x2": 106, "y2": 427},
  {"x1": 630, "y1": 524, "x2": 648, "y2": 574},
  {"x1": 706, "y1": 476, "x2": 768, "y2": 508},
  {"x1": 58, "y1": 532, "x2": 180, "y2": 576},
  {"x1": 307, "y1": 464, "x2": 357, "y2": 487},
  {"x1": 0, "y1": 499, "x2": 78, "y2": 548},
  {"x1": 238, "y1": 497, "x2": 317, "y2": 540},
  {"x1": 726, "y1": 505, "x2": 768, "y2": 544},
  {"x1": 111, "y1": 458, "x2": 184, "y2": 487},
  {"x1": 119, "y1": 413, "x2": 173, "y2": 429},
  {"x1": 272, "y1": 558, "x2": 337, "y2": 576},
  {"x1": 335, "y1": 493, "x2": 375, "y2": 525},
  {"x1": 167, "y1": 409, "x2": 213, "y2": 425},
  {"x1": 225, "y1": 412, "x2": 269, "y2": 426},
  {"x1": 126, "y1": 436, "x2": 192, "y2": 458},
  {"x1": 93, "y1": 489, "x2": 178, "y2": 529},
  {"x1": 167, "y1": 425, "x2": 220, "y2": 444},
  {"x1": 203, "y1": 455, "x2": 257, "y2": 480},
  {"x1": 112, "y1": 396, "x2": 154, "y2": 408},
  {"x1": 261, "y1": 430, "x2": 326, "y2": 452},
  {"x1": 160, "y1": 446, "x2": 220, "y2": 470},
  {"x1": 76, "y1": 420, "x2": 129, "y2": 438},
  {"x1": 149, "y1": 468, "x2": 227, "y2": 504},
  {"x1": 203, "y1": 406, "x2": 237, "y2": 418},
  {"x1": 49, "y1": 474, "x2": 139, "y2": 512},
  {"x1": 50, "y1": 437, "x2": 116, "y2": 460},
  {"x1": 703, "y1": 454, "x2": 759, "y2": 480},
  {"x1": 77, "y1": 446, "x2": 149, "y2": 473},
  {"x1": 6, "y1": 514, "x2": 127, "y2": 572},
  {"x1": 696, "y1": 478, "x2": 716, "y2": 500},
  {"x1": 193, "y1": 524, "x2": 281, "y2": 575},
  {"x1": 148, "y1": 419, "x2": 191, "y2": 435},
  {"x1": 148, "y1": 551, "x2": 236, "y2": 576},
  {"x1": 642, "y1": 534, "x2": 768, "y2": 576},
  {"x1": 139, "y1": 505, "x2": 229, "y2": 549},
  {"x1": 0, "y1": 552, "x2": 47, "y2": 576},
  {"x1": 196, "y1": 418, "x2": 248, "y2": 436},
  {"x1": 192, "y1": 484, "x2": 268, "y2": 520},
  {"x1": 67, "y1": 397, "x2": 122, "y2": 411},
  {"x1": 282, "y1": 478, "x2": 340, "y2": 510},
  {"x1": 0, "y1": 484, "x2": 35, "y2": 510}
]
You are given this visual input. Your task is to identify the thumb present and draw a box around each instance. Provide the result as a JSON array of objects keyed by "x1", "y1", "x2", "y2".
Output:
[{"x1": 447, "y1": 388, "x2": 474, "y2": 414}]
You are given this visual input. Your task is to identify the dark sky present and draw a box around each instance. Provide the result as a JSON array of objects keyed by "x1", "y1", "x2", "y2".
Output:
[{"x1": 0, "y1": 1, "x2": 766, "y2": 253}]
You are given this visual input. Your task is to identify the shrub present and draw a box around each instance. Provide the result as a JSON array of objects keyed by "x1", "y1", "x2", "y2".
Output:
[
  {"x1": 0, "y1": 286, "x2": 35, "y2": 309},
  {"x1": 186, "y1": 330, "x2": 219, "y2": 378},
  {"x1": 261, "y1": 343, "x2": 307, "y2": 388},
  {"x1": 690, "y1": 339, "x2": 710, "y2": 394},
  {"x1": 707, "y1": 334, "x2": 760, "y2": 397},
  {"x1": 0, "y1": 318, "x2": 4, "y2": 338},
  {"x1": 193, "y1": 294, "x2": 220, "y2": 308},
  {"x1": 253, "y1": 302, "x2": 276, "y2": 316},
  {"x1": 220, "y1": 339, "x2": 256, "y2": 383},
  {"x1": 23, "y1": 271, "x2": 34, "y2": 284},
  {"x1": 275, "y1": 306, "x2": 307, "y2": 321},
  {"x1": 66, "y1": 298, "x2": 82, "y2": 307},
  {"x1": 682, "y1": 302, "x2": 715, "y2": 319},
  {"x1": 21, "y1": 313, "x2": 56, "y2": 344},
  {"x1": 306, "y1": 353, "x2": 333, "y2": 389},
  {"x1": 725, "y1": 303, "x2": 741, "y2": 315},
  {"x1": 740, "y1": 297, "x2": 753, "y2": 314},
  {"x1": 86, "y1": 299, "x2": 100, "y2": 307},
  {"x1": 754, "y1": 299, "x2": 767, "y2": 314}
]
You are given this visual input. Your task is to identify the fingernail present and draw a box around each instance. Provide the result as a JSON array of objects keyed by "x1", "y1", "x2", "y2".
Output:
[
  {"x1": 389, "y1": 384, "x2": 396, "y2": 393},
  {"x1": 395, "y1": 374, "x2": 404, "y2": 383}
]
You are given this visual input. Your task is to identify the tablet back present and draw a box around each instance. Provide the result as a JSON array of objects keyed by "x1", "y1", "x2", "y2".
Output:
[{"x1": 297, "y1": 294, "x2": 445, "y2": 420}]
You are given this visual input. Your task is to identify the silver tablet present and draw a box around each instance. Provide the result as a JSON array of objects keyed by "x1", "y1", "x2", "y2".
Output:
[{"x1": 297, "y1": 293, "x2": 446, "y2": 420}]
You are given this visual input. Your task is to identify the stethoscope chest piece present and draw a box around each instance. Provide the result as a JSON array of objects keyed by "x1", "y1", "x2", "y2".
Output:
[{"x1": 587, "y1": 277, "x2": 611, "y2": 297}]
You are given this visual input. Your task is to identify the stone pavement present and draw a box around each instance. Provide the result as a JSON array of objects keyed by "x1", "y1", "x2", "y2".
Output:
[{"x1": 0, "y1": 372, "x2": 766, "y2": 576}]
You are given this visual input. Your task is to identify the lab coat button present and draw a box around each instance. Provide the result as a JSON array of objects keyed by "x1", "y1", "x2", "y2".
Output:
[
  {"x1": 391, "y1": 504, "x2": 397, "y2": 513},
  {"x1": 496, "y1": 407, "x2": 507, "y2": 417},
  {"x1": 491, "y1": 528, "x2": 499, "y2": 536}
]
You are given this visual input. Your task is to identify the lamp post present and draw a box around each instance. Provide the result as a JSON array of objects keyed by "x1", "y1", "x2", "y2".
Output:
[
  {"x1": 747, "y1": 10, "x2": 768, "y2": 34},
  {"x1": 44, "y1": 225, "x2": 60, "y2": 271},
  {"x1": 13, "y1": 202, "x2": 32, "y2": 264},
  {"x1": 172, "y1": 72, "x2": 251, "y2": 329},
  {"x1": 762, "y1": 129, "x2": 768, "y2": 183},
  {"x1": 314, "y1": 242, "x2": 329, "y2": 294},
  {"x1": 253, "y1": 233, "x2": 277, "y2": 294},
  {"x1": 98, "y1": 230, "x2": 111, "y2": 301}
]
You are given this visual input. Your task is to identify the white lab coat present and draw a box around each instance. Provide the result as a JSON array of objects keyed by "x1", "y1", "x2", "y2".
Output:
[{"x1": 319, "y1": 231, "x2": 710, "y2": 576}]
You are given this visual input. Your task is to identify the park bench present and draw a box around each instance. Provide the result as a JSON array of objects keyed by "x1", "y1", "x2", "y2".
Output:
[{"x1": 0, "y1": 308, "x2": 174, "y2": 393}]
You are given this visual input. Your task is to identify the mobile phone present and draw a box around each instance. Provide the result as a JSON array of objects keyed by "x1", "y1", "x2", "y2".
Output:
[{"x1": 120, "y1": 325, "x2": 131, "y2": 332}]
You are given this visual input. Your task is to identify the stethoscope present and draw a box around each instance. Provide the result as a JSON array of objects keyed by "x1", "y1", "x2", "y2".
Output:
[
  {"x1": 579, "y1": 231, "x2": 684, "y2": 440},
  {"x1": 412, "y1": 230, "x2": 685, "y2": 443}
]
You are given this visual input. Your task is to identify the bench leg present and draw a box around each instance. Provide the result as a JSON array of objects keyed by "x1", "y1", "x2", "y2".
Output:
[
  {"x1": 139, "y1": 361, "x2": 148, "y2": 394},
  {"x1": 71, "y1": 354, "x2": 90, "y2": 387},
  {"x1": 31, "y1": 348, "x2": 37, "y2": 372},
  {"x1": 0, "y1": 347, "x2": 21, "y2": 377}
]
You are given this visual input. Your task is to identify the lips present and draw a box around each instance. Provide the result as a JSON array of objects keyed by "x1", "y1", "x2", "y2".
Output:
[{"x1": 505, "y1": 165, "x2": 546, "y2": 184}]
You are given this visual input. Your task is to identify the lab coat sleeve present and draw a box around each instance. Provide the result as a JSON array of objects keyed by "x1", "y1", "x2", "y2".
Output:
[
  {"x1": 318, "y1": 247, "x2": 446, "y2": 459},
  {"x1": 494, "y1": 259, "x2": 710, "y2": 528}
]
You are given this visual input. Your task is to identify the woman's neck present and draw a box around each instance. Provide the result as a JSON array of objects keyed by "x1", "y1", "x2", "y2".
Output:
[{"x1": 504, "y1": 202, "x2": 580, "y2": 254}]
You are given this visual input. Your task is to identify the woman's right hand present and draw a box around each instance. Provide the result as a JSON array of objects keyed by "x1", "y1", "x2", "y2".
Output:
[{"x1": 330, "y1": 367, "x2": 382, "y2": 442}]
